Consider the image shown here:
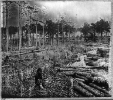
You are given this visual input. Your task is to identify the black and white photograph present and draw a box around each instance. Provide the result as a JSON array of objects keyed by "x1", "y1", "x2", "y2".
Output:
[{"x1": 1, "y1": 0, "x2": 113, "y2": 98}]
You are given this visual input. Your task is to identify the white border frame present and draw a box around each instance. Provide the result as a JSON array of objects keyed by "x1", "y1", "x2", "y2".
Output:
[{"x1": 0, "y1": 0, "x2": 113, "y2": 99}]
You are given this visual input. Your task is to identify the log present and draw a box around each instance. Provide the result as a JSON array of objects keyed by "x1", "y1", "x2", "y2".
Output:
[
  {"x1": 75, "y1": 78, "x2": 85, "y2": 82},
  {"x1": 91, "y1": 77, "x2": 109, "y2": 90},
  {"x1": 76, "y1": 72, "x2": 91, "y2": 76},
  {"x1": 66, "y1": 73, "x2": 88, "y2": 81},
  {"x1": 78, "y1": 82, "x2": 105, "y2": 97},
  {"x1": 73, "y1": 83, "x2": 94, "y2": 97},
  {"x1": 89, "y1": 83, "x2": 111, "y2": 97}
]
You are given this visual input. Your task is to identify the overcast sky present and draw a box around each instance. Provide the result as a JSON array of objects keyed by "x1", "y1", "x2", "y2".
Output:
[
  {"x1": 38, "y1": 1, "x2": 111, "y2": 19},
  {"x1": 1, "y1": 1, "x2": 111, "y2": 27},
  {"x1": 37, "y1": 1, "x2": 111, "y2": 26}
]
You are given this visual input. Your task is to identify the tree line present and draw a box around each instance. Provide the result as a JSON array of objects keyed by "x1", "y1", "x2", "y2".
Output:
[
  {"x1": 79, "y1": 19, "x2": 111, "y2": 42},
  {"x1": 1, "y1": 18, "x2": 110, "y2": 49},
  {"x1": 1, "y1": 19, "x2": 75, "y2": 49}
]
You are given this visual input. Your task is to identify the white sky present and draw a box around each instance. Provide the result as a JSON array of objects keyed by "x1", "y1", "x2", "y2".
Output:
[
  {"x1": 1, "y1": 1, "x2": 111, "y2": 27},
  {"x1": 37, "y1": 1, "x2": 111, "y2": 24}
]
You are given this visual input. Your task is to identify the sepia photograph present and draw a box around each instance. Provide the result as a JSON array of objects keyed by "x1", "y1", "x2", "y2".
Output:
[{"x1": 1, "y1": 0, "x2": 112, "y2": 98}]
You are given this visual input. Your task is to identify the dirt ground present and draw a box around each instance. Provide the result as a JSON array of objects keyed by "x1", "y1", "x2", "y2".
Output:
[{"x1": 2, "y1": 41, "x2": 111, "y2": 98}]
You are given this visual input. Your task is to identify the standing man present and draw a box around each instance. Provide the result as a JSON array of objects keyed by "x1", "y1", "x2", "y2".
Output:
[{"x1": 35, "y1": 68, "x2": 44, "y2": 89}]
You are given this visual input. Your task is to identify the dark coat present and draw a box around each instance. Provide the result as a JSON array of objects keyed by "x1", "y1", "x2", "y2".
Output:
[{"x1": 35, "y1": 68, "x2": 43, "y2": 85}]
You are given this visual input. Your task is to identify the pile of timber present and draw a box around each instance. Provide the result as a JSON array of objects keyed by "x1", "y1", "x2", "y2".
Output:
[{"x1": 56, "y1": 66, "x2": 111, "y2": 97}]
